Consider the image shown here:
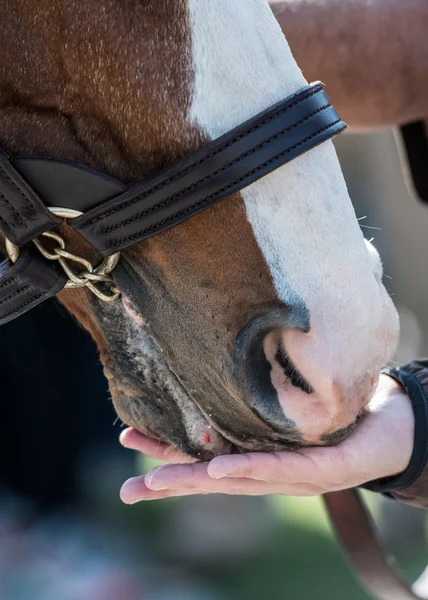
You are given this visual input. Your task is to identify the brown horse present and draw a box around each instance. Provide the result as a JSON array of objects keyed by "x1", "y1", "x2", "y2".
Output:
[{"x1": 0, "y1": 0, "x2": 398, "y2": 460}]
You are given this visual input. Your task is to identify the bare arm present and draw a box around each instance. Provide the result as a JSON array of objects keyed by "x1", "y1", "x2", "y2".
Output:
[{"x1": 271, "y1": 0, "x2": 428, "y2": 128}]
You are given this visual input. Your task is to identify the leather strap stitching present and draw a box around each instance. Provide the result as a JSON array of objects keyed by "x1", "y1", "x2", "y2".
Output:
[
  {"x1": 2, "y1": 292, "x2": 45, "y2": 319},
  {"x1": 0, "y1": 212, "x2": 17, "y2": 234},
  {"x1": 0, "y1": 284, "x2": 30, "y2": 306},
  {"x1": 0, "y1": 275, "x2": 16, "y2": 290},
  {"x1": 0, "y1": 161, "x2": 35, "y2": 211},
  {"x1": 0, "y1": 190, "x2": 26, "y2": 227},
  {"x1": 101, "y1": 102, "x2": 331, "y2": 235},
  {"x1": 107, "y1": 118, "x2": 341, "y2": 249},
  {"x1": 84, "y1": 84, "x2": 323, "y2": 227}
]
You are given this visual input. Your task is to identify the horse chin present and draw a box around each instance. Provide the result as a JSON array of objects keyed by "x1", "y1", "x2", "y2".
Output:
[
  {"x1": 104, "y1": 302, "x2": 296, "y2": 458},
  {"x1": 102, "y1": 307, "x2": 236, "y2": 459},
  {"x1": 110, "y1": 383, "x2": 236, "y2": 460}
]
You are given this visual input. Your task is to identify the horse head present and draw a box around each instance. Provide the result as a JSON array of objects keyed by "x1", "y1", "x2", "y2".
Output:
[{"x1": 0, "y1": 0, "x2": 399, "y2": 458}]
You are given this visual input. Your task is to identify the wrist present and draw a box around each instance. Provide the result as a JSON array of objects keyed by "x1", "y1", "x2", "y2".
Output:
[
  {"x1": 375, "y1": 374, "x2": 415, "y2": 475},
  {"x1": 363, "y1": 367, "x2": 428, "y2": 494}
]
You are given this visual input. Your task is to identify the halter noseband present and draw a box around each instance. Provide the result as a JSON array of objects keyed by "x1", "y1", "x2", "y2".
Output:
[{"x1": 0, "y1": 82, "x2": 345, "y2": 325}]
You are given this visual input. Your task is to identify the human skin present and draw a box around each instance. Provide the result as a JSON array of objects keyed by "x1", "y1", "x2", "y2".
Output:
[
  {"x1": 271, "y1": 0, "x2": 428, "y2": 129},
  {"x1": 119, "y1": 375, "x2": 414, "y2": 502}
]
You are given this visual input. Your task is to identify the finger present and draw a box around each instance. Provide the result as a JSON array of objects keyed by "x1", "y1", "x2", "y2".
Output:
[
  {"x1": 120, "y1": 477, "x2": 208, "y2": 503},
  {"x1": 119, "y1": 428, "x2": 196, "y2": 464},
  {"x1": 120, "y1": 471, "x2": 319, "y2": 503},
  {"x1": 208, "y1": 445, "x2": 362, "y2": 489},
  {"x1": 143, "y1": 462, "x2": 322, "y2": 495},
  {"x1": 145, "y1": 462, "x2": 211, "y2": 490},
  {"x1": 206, "y1": 449, "x2": 325, "y2": 483}
]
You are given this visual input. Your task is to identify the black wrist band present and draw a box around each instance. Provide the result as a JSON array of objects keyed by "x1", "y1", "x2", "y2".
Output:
[{"x1": 362, "y1": 366, "x2": 428, "y2": 494}]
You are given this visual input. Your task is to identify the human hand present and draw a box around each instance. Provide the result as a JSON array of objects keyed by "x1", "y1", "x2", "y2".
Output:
[{"x1": 119, "y1": 374, "x2": 414, "y2": 503}]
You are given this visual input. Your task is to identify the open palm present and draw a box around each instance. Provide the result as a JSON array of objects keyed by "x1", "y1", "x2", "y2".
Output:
[{"x1": 119, "y1": 375, "x2": 414, "y2": 503}]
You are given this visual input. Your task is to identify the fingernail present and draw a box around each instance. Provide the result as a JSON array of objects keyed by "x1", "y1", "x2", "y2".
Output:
[
  {"x1": 145, "y1": 466, "x2": 169, "y2": 490},
  {"x1": 209, "y1": 470, "x2": 230, "y2": 479},
  {"x1": 119, "y1": 430, "x2": 129, "y2": 445},
  {"x1": 208, "y1": 459, "x2": 231, "y2": 479},
  {"x1": 120, "y1": 477, "x2": 142, "y2": 504}
]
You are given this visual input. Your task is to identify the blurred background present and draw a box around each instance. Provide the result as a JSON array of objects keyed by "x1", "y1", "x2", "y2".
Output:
[{"x1": 1, "y1": 126, "x2": 428, "y2": 598}]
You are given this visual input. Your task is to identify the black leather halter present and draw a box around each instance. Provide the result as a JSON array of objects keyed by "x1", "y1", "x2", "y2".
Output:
[{"x1": 0, "y1": 83, "x2": 346, "y2": 325}]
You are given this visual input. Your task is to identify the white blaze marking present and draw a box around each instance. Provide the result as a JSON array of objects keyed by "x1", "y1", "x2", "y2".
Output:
[{"x1": 187, "y1": 0, "x2": 396, "y2": 384}]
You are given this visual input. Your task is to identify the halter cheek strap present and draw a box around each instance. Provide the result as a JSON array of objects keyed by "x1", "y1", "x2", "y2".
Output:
[
  {"x1": 0, "y1": 82, "x2": 346, "y2": 324},
  {"x1": 0, "y1": 250, "x2": 66, "y2": 324},
  {"x1": 0, "y1": 145, "x2": 61, "y2": 246}
]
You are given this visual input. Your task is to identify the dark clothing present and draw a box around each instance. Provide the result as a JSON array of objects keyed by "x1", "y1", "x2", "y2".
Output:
[{"x1": 364, "y1": 360, "x2": 428, "y2": 507}]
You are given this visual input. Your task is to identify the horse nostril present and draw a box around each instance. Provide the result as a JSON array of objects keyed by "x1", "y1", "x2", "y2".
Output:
[
  {"x1": 235, "y1": 304, "x2": 387, "y2": 445},
  {"x1": 235, "y1": 304, "x2": 310, "y2": 364},
  {"x1": 262, "y1": 329, "x2": 314, "y2": 396},
  {"x1": 234, "y1": 306, "x2": 314, "y2": 431}
]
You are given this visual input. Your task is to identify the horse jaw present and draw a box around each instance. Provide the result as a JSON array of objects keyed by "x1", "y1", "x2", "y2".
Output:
[{"x1": 187, "y1": 0, "x2": 399, "y2": 440}]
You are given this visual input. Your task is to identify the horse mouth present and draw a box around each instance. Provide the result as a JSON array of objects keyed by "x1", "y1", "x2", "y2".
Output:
[
  {"x1": 115, "y1": 291, "x2": 319, "y2": 458},
  {"x1": 116, "y1": 291, "x2": 365, "y2": 461},
  {"x1": 116, "y1": 294, "x2": 299, "y2": 459},
  {"x1": 105, "y1": 296, "x2": 236, "y2": 459},
  {"x1": 111, "y1": 380, "x2": 239, "y2": 460}
]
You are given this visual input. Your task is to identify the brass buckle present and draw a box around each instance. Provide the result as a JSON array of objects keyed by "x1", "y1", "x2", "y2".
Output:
[{"x1": 5, "y1": 207, "x2": 121, "y2": 303}]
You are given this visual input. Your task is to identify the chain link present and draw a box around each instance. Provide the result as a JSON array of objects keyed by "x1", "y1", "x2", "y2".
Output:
[
  {"x1": 33, "y1": 231, "x2": 121, "y2": 302},
  {"x1": 5, "y1": 207, "x2": 121, "y2": 303}
]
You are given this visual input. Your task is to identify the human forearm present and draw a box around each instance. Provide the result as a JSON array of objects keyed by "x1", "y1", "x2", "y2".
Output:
[
  {"x1": 364, "y1": 360, "x2": 428, "y2": 507},
  {"x1": 271, "y1": 0, "x2": 428, "y2": 128}
]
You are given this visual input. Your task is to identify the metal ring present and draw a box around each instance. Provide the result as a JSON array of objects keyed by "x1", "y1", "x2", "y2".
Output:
[
  {"x1": 48, "y1": 207, "x2": 83, "y2": 220},
  {"x1": 4, "y1": 207, "x2": 121, "y2": 300},
  {"x1": 5, "y1": 207, "x2": 83, "y2": 264}
]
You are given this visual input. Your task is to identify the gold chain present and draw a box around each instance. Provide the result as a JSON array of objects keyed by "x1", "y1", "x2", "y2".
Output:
[
  {"x1": 33, "y1": 231, "x2": 121, "y2": 302},
  {"x1": 5, "y1": 207, "x2": 121, "y2": 303}
]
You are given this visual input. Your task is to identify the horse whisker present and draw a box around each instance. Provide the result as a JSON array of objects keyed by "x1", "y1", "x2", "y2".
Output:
[{"x1": 360, "y1": 224, "x2": 382, "y2": 230}]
